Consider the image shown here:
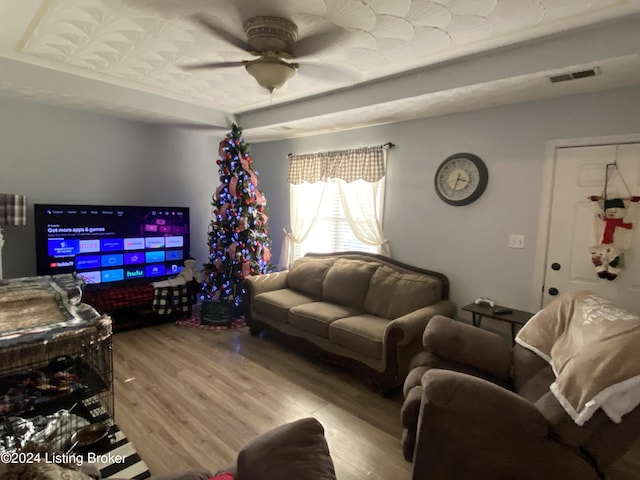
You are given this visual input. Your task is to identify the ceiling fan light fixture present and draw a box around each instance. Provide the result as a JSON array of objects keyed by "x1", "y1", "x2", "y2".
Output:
[{"x1": 245, "y1": 59, "x2": 297, "y2": 93}]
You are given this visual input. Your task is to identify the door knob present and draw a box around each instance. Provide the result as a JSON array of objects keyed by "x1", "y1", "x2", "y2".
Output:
[
  {"x1": 548, "y1": 287, "x2": 559, "y2": 296},
  {"x1": 551, "y1": 263, "x2": 561, "y2": 271}
]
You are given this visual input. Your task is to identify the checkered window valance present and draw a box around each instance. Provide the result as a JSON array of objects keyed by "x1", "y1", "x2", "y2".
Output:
[
  {"x1": 287, "y1": 146, "x2": 386, "y2": 185},
  {"x1": 0, "y1": 194, "x2": 27, "y2": 226}
]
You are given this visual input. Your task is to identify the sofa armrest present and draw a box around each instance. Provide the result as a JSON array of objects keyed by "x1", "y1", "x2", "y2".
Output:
[
  {"x1": 422, "y1": 315, "x2": 512, "y2": 380},
  {"x1": 387, "y1": 300, "x2": 456, "y2": 347},
  {"x1": 237, "y1": 417, "x2": 336, "y2": 480},
  {"x1": 412, "y1": 370, "x2": 601, "y2": 480},
  {"x1": 422, "y1": 369, "x2": 547, "y2": 434},
  {"x1": 244, "y1": 271, "x2": 289, "y2": 296}
]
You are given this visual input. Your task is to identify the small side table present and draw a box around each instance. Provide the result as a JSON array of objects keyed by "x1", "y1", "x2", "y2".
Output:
[{"x1": 461, "y1": 303, "x2": 534, "y2": 343}]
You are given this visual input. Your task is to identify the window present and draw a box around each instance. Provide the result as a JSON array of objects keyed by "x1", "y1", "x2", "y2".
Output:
[
  {"x1": 293, "y1": 179, "x2": 383, "y2": 259},
  {"x1": 282, "y1": 145, "x2": 390, "y2": 268}
]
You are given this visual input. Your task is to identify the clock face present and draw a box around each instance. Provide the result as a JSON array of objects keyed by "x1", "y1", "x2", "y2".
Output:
[{"x1": 434, "y1": 153, "x2": 488, "y2": 206}]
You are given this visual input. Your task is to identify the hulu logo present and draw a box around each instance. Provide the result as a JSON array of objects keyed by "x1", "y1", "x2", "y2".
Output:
[{"x1": 126, "y1": 269, "x2": 144, "y2": 278}]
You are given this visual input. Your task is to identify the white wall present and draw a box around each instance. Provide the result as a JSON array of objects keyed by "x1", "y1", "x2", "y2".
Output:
[
  {"x1": 250, "y1": 85, "x2": 640, "y2": 319},
  {"x1": 3, "y1": 86, "x2": 640, "y2": 324},
  {"x1": 0, "y1": 96, "x2": 217, "y2": 278}
]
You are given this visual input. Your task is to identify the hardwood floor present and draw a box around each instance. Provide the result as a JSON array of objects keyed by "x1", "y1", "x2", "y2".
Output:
[
  {"x1": 112, "y1": 322, "x2": 411, "y2": 479},
  {"x1": 113, "y1": 322, "x2": 640, "y2": 479}
]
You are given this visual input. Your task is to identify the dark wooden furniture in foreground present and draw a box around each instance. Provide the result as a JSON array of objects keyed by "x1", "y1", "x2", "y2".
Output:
[{"x1": 462, "y1": 302, "x2": 534, "y2": 342}]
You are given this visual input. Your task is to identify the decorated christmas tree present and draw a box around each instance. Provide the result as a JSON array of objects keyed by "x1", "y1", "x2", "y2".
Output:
[{"x1": 202, "y1": 124, "x2": 273, "y2": 312}]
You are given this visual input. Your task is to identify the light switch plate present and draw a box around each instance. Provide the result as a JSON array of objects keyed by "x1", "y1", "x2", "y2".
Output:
[{"x1": 509, "y1": 234, "x2": 525, "y2": 249}]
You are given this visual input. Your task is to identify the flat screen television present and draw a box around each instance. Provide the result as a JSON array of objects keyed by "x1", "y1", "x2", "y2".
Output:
[{"x1": 34, "y1": 204, "x2": 190, "y2": 286}]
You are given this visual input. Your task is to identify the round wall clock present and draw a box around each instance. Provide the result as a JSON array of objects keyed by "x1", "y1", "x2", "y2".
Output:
[{"x1": 434, "y1": 153, "x2": 489, "y2": 206}]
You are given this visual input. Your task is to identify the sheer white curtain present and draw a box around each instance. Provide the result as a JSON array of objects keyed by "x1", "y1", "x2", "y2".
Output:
[
  {"x1": 337, "y1": 177, "x2": 390, "y2": 257},
  {"x1": 281, "y1": 146, "x2": 389, "y2": 268},
  {"x1": 280, "y1": 181, "x2": 328, "y2": 269}
]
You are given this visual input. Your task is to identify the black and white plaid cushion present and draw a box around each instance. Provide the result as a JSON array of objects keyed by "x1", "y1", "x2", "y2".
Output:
[
  {"x1": 0, "y1": 194, "x2": 27, "y2": 226},
  {"x1": 152, "y1": 284, "x2": 191, "y2": 315}
]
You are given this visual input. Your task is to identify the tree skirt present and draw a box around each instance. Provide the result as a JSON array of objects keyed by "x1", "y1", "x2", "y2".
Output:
[{"x1": 175, "y1": 304, "x2": 246, "y2": 330}]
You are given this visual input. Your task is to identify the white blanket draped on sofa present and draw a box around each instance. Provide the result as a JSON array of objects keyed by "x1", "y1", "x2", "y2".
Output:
[{"x1": 516, "y1": 291, "x2": 640, "y2": 426}]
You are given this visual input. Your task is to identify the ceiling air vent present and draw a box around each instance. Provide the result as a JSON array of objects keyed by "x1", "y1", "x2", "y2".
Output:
[{"x1": 549, "y1": 67, "x2": 599, "y2": 83}]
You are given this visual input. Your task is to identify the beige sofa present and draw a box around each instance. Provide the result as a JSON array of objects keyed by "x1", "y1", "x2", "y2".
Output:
[{"x1": 244, "y1": 252, "x2": 456, "y2": 393}]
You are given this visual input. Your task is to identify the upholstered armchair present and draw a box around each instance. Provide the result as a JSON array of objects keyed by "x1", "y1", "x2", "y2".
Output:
[{"x1": 401, "y1": 293, "x2": 640, "y2": 480}]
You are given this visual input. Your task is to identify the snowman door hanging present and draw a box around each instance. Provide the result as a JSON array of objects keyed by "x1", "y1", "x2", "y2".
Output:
[{"x1": 589, "y1": 159, "x2": 640, "y2": 280}]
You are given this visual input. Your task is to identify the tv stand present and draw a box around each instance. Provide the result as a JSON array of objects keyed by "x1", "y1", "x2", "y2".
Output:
[
  {"x1": 83, "y1": 282, "x2": 154, "y2": 312},
  {"x1": 82, "y1": 282, "x2": 196, "y2": 331},
  {"x1": 83, "y1": 283, "x2": 158, "y2": 332}
]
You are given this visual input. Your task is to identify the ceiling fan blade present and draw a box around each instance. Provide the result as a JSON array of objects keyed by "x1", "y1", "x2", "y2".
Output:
[
  {"x1": 181, "y1": 61, "x2": 246, "y2": 71},
  {"x1": 192, "y1": 14, "x2": 254, "y2": 54},
  {"x1": 293, "y1": 28, "x2": 350, "y2": 58}
]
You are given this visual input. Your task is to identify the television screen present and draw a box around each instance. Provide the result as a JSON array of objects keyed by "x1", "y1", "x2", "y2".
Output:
[{"x1": 34, "y1": 204, "x2": 190, "y2": 285}]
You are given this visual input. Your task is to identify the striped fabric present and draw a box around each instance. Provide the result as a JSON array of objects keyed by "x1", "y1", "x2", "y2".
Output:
[
  {"x1": 98, "y1": 428, "x2": 151, "y2": 480},
  {"x1": 0, "y1": 194, "x2": 27, "y2": 226},
  {"x1": 82, "y1": 396, "x2": 151, "y2": 479},
  {"x1": 288, "y1": 146, "x2": 386, "y2": 184}
]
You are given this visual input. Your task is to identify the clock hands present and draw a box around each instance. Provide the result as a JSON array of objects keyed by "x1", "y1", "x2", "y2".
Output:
[
  {"x1": 453, "y1": 174, "x2": 461, "y2": 192},
  {"x1": 452, "y1": 172, "x2": 469, "y2": 192}
]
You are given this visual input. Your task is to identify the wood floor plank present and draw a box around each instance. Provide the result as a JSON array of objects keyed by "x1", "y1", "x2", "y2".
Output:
[
  {"x1": 113, "y1": 322, "x2": 410, "y2": 479},
  {"x1": 112, "y1": 322, "x2": 640, "y2": 479}
]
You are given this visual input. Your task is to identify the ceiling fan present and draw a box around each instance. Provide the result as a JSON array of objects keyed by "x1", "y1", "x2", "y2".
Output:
[{"x1": 183, "y1": 14, "x2": 350, "y2": 93}]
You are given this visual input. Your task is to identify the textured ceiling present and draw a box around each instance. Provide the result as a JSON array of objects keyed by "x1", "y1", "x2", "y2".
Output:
[{"x1": 1, "y1": 0, "x2": 640, "y2": 141}]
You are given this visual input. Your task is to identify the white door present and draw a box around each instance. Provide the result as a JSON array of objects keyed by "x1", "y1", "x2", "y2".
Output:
[{"x1": 544, "y1": 142, "x2": 640, "y2": 313}]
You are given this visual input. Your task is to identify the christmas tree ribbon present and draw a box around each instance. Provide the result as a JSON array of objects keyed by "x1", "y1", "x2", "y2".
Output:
[
  {"x1": 229, "y1": 176, "x2": 239, "y2": 198},
  {"x1": 219, "y1": 203, "x2": 231, "y2": 220},
  {"x1": 241, "y1": 156, "x2": 258, "y2": 186}
]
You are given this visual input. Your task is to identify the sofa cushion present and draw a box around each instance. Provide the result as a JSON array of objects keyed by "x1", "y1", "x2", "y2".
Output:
[
  {"x1": 288, "y1": 257, "x2": 334, "y2": 298},
  {"x1": 237, "y1": 417, "x2": 337, "y2": 480},
  {"x1": 517, "y1": 364, "x2": 555, "y2": 403},
  {"x1": 364, "y1": 266, "x2": 442, "y2": 319},
  {"x1": 321, "y1": 259, "x2": 378, "y2": 310},
  {"x1": 512, "y1": 344, "x2": 551, "y2": 393},
  {"x1": 328, "y1": 314, "x2": 388, "y2": 360},
  {"x1": 289, "y1": 302, "x2": 359, "y2": 338},
  {"x1": 254, "y1": 289, "x2": 316, "y2": 324}
]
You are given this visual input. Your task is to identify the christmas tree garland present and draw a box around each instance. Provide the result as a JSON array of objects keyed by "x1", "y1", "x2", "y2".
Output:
[{"x1": 202, "y1": 124, "x2": 273, "y2": 307}]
